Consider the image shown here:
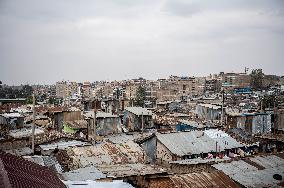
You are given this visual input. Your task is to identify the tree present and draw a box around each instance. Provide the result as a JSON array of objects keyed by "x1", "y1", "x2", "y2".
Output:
[
  {"x1": 134, "y1": 85, "x2": 146, "y2": 107},
  {"x1": 250, "y1": 69, "x2": 264, "y2": 90},
  {"x1": 26, "y1": 95, "x2": 34, "y2": 104}
]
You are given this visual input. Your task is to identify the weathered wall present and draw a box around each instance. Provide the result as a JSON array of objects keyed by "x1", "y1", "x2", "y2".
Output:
[
  {"x1": 96, "y1": 117, "x2": 121, "y2": 136},
  {"x1": 124, "y1": 112, "x2": 153, "y2": 131},
  {"x1": 141, "y1": 136, "x2": 157, "y2": 163},
  {"x1": 275, "y1": 109, "x2": 284, "y2": 130},
  {"x1": 156, "y1": 140, "x2": 173, "y2": 164}
]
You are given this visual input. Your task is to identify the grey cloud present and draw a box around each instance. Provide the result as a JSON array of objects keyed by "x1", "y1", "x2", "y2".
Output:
[
  {"x1": 163, "y1": 1, "x2": 201, "y2": 17},
  {"x1": 0, "y1": 0, "x2": 284, "y2": 85}
]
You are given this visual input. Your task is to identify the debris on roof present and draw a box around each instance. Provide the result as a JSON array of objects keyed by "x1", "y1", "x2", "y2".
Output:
[
  {"x1": 56, "y1": 137, "x2": 145, "y2": 171},
  {"x1": 64, "y1": 120, "x2": 88, "y2": 129},
  {"x1": 8, "y1": 127, "x2": 45, "y2": 138},
  {"x1": 35, "y1": 119, "x2": 50, "y2": 127},
  {"x1": 39, "y1": 140, "x2": 90, "y2": 151},
  {"x1": 154, "y1": 115, "x2": 177, "y2": 126}
]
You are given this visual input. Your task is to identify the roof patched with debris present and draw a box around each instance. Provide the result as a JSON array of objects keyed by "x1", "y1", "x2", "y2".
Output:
[{"x1": 39, "y1": 140, "x2": 90, "y2": 151}]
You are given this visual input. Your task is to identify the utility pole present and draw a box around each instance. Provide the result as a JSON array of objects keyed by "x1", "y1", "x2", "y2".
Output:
[
  {"x1": 93, "y1": 99, "x2": 97, "y2": 144},
  {"x1": 221, "y1": 89, "x2": 225, "y2": 127},
  {"x1": 32, "y1": 94, "x2": 36, "y2": 154},
  {"x1": 141, "y1": 112, "x2": 144, "y2": 133}
]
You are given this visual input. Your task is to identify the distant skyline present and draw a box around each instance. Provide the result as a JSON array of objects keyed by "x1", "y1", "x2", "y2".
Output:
[{"x1": 1, "y1": 0, "x2": 284, "y2": 85}]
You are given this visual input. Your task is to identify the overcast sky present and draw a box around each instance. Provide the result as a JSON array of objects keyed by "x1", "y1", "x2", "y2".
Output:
[{"x1": 1, "y1": 0, "x2": 284, "y2": 85}]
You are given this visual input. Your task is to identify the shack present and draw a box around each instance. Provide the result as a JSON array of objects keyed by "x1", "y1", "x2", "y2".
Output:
[
  {"x1": 154, "y1": 130, "x2": 242, "y2": 164},
  {"x1": 195, "y1": 103, "x2": 222, "y2": 121},
  {"x1": 48, "y1": 109, "x2": 82, "y2": 131},
  {"x1": 226, "y1": 112, "x2": 272, "y2": 135},
  {"x1": 124, "y1": 107, "x2": 153, "y2": 131},
  {"x1": 96, "y1": 111, "x2": 122, "y2": 136},
  {"x1": 0, "y1": 113, "x2": 24, "y2": 138}
]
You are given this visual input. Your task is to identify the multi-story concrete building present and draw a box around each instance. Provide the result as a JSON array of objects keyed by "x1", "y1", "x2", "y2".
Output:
[
  {"x1": 204, "y1": 79, "x2": 222, "y2": 94},
  {"x1": 56, "y1": 81, "x2": 79, "y2": 99},
  {"x1": 82, "y1": 81, "x2": 91, "y2": 98},
  {"x1": 222, "y1": 73, "x2": 251, "y2": 91},
  {"x1": 67, "y1": 82, "x2": 79, "y2": 97},
  {"x1": 56, "y1": 81, "x2": 68, "y2": 98},
  {"x1": 176, "y1": 77, "x2": 197, "y2": 100}
]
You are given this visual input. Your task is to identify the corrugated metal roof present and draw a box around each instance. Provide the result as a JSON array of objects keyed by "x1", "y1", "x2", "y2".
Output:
[
  {"x1": 149, "y1": 171, "x2": 240, "y2": 188},
  {"x1": 1, "y1": 113, "x2": 23, "y2": 118},
  {"x1": 249, "y1": 155, "x2": 284, "y2": 169},
  {"x1": 213, "y1": 155, "x2": 284, "y2": 188},
  {"x1": 63, "y1": 180, "x2": 134, "y2": 188},
  {"x1": 170, "y1": 171, "x2": 240, "y2": 188},
  {"x1": 6, "y1": 147, "x2": 33, "y2": 156},
  {"x1": 0, "y1": 151, "x2": 67, "y2": 188},
  {"x1": 205, "y1": 129, "x2": 243, "y2": 150},
  {"x1": 69, "y1": 140, "x2": 145, "y2": 167},
  {"x1": 39, "y1": 140, "x2": 90, "y2": 151},
  {"x1": 106, "y1": 132, "x2": 153, "y2": 144},
  {"x1": 197, "y1": 103, "x2": 221, "y2": 109},
  {"x1": 169, "y1": 157, "x2": 230, "y2": 165},
  {"x1": 96, "y1": 112, "x2": 119, "y2": 118},
  {"x1": 8, "y1": 127, "x2": 45, "y2": 138},
  {"x1": 97, "y1": 163, "x2": 166, "y2": 178},
  {"x1": 178, "y1": 120, "x2": 202, "y2": 128},
  {"x1": 125, "y1": 107, "x2": 152, "y2": 116},
  {"x1": 156, "y1": 131, "x2": 220, "y2": 156},
  {"x1": 22, "y1": 155, "x2": 63, "y2": 173},
  {"x1": 63, "y1": 166, "x2": 106, "y2": 181}
]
